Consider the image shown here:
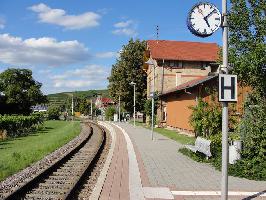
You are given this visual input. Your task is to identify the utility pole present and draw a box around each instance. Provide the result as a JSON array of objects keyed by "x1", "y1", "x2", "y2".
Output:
[
  {"x1": 221, "y1": 0, "x2": 229, "y2": 199},
  {"x1": 71, "y1": 94, "x2": 74, "y2": 121},
  {"x1": 118, "y1": 95, "x2": 121, "y2": 122},
  {"x1": 90, "y1": 99, "x2": 93, "y2": 120}
]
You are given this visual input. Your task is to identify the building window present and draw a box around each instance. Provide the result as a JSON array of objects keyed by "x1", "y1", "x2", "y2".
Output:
[
  {"x1": 201, "y1": 62, "x2": 207, "y2": 70},
  {"x1": 163, "y1": 60, "x2": 170, "y2": 67},
  {"x1": 170, "y1": 61, "x2": 175, "y2": 67},
  {"x1": 178, "y1": 61, "x2": 183, "y2": 68}
]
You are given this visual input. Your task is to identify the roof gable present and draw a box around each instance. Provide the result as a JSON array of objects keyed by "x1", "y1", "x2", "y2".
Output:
[{"x1": 160, "y1": 75, "x2": 218, "y2": 97}]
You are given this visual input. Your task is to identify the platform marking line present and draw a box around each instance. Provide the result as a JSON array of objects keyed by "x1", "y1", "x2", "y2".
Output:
[
  {"x1": 171, "y1": 190, "x2": 266, "y2": 197},
  {"x1": 89, "y1": 122, "x2": 116, "y2": 200},
  {"x1": 143, "y1": 187, "x2": 174, "y2": 199},
  {"x1": 112, "y1": 123, "x2": 146, "y2": 200}
]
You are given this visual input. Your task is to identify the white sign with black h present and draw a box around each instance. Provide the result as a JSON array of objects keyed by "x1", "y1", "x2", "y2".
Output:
[{"x1": 219, "y1": 74, "x2": 237, "y2": 102}]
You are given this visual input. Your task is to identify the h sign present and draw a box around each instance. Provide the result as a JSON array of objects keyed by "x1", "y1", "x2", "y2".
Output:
[{"x1": 219, "y1": 74, "x2": 237, "y2": 102}]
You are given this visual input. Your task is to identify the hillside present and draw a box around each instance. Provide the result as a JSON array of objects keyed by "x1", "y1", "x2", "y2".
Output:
[{"x1": 47, "y1": 89, "x2": 109, "y2": 107}]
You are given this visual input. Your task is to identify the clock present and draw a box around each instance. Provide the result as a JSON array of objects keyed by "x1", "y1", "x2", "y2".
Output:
[{"x1": 187, "y1": 2, "x2": 222, "y2": 37}]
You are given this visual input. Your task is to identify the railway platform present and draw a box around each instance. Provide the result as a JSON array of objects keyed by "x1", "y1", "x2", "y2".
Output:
[{"x1": 92, "y1": 122, "x2": 266, "y2": 200}]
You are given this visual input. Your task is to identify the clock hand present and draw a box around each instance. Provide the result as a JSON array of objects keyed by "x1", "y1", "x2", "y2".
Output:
[
  {"x1": 205, "y1": 9, "x2": 216, "y2": 19},
  {"x1": 204, "y1": 18, "x2": 210, "y2": 27},
  {"x1": 199, "y1": 8, "x2": 210, "y2": 27}
]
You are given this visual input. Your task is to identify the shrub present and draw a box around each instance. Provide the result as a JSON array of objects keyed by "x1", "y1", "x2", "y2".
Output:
[
  {"x1": 144, "y1": 98, "x2": 158, "y2": 125},
  {"x1": 209, "y1": 133, "x2": 222, "y2": 158},
  {"x1": 180, "y1": 92, "x2": 266, "y2": 180},
  {"x1": 105, "y1": 106, "x2": 116, "y2": 121},
  {"x1": 47, "y1": 105, "x2": 61, "y2": 120},
  {"x1": 233, "y1": 92, "x2": 266, "y2": 180},
  {"x1": 0, "y1": 114, "x2": 43, "y2": 138},
  {"x1": 189, "y1": 98, "x2": 222, "y2": 137}
]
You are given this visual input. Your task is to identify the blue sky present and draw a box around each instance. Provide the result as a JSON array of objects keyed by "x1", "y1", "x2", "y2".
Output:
[{"x1": 0, "y1": 0, "x2": 223, "y2": 94}]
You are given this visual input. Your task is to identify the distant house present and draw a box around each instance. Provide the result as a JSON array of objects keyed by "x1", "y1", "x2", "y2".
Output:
[
  {"x1": 95, "y1": 96, "x2": 115, "y2": 109},
  {"x1": 31, "y1": 105, "x2": 48, "y2": 112},
  {"x1": 143, "y1": 40, "x2": 219, "y2": 126}
]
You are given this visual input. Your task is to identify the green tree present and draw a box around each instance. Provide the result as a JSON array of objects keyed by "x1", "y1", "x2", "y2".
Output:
[
  {"x1": 228, "y1": 1, "x2": 266, "y2": 180},
  {"x1": 108, "y1": 39, "x2": 147, "y2": 113},
  {"x1": 47, "y1": 105, "x2": 61, "y2": 120},
  {"x1": 105, "y1": 106, "x2": 116, "y2": 121},
  {"x1": 229, "y1": 0, "x2": 266, "y2": 94},
  {"x1": 0, "y1": 68, "x2": 47, "y2": 115},
  {"x1": 78, "y1": 98, "x2": 91, "y2": 115}
]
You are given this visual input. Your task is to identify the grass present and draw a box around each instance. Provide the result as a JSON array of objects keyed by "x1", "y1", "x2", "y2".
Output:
[
  {"x1": 0, "y1": 120, "x2": 81, "y2": 181},
  {"x1": 131, "y1": 121, "x2": 195, "y2": 144}
]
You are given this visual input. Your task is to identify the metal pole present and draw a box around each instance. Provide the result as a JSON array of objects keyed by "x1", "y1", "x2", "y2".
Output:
[
  {"x1": 119, "y1": 95, "x2": 121, "y2": 122},
  {"x1": 133, "y1": 85, "x2": 136, "y2": 127},
  {"x1": 151, "y1": 64, "x2": 155, "y2": 140},
  {"x1": 71, "y1": 94, "x2": 74, "y2": 121},
  {"x1": 221, "y1": 0, "x2": 229, "y2": 199},
  {"x1": 90, "y1": 99, "x2": 93, "y2": 120}
]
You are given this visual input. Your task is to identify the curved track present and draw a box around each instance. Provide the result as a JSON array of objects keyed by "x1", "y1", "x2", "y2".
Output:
[{"x1": 3, "y1": 122, "x2": 106, "y2": 200}]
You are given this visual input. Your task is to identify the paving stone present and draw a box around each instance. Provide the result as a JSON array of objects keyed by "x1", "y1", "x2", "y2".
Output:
[{"x1": 116, "y1": 122, "x2": 266, "y2": 194}]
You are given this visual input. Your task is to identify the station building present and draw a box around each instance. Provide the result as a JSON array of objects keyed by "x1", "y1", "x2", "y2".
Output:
[{"x1": 143, "y1": 40, "x2": 249, "y2": 136}]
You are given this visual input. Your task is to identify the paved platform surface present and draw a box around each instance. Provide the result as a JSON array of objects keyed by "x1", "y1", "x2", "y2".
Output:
[{"x1": 95, "y1": 122, "x2": 266, "y2": 200}]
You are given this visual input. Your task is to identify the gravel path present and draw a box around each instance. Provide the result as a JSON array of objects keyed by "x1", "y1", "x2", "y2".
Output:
[{"x1": 77, "y1": 123, "x2": 111, "y2": 200}]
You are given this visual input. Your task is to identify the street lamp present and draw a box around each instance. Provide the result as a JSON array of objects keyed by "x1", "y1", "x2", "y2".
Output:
[
  {"x1": 145, "y1": 58, "x2": 156, "y2": 141},
  {"x1": 130, "y1": 81, "x2": 136, "y2": 126}
]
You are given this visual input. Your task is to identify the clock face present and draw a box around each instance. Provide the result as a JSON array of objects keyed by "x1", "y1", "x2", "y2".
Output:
[{"x1": 187, "y1": 2, "x2": 221, "y2": 37}]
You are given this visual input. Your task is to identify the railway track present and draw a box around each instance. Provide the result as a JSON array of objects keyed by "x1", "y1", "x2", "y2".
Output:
[{"x1": 3, "y1": 121, "x2": 106, "y2": 200}]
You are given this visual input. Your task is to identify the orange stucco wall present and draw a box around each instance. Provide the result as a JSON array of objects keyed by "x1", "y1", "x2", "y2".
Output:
[
  {"x1": 166, "y1": 93, "x2": 197, "y2": 131},
  {"x1": 164, "y1": 80, "x2": 250, "y2": 135}
]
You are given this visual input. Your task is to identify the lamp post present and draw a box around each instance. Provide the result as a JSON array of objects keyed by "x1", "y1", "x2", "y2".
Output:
[
  {"x1": 145, "y1": 58, "x2": 155, "y2": 141},
  {"x1": 130, "y1": 81, "x2": 136, "y2": 126}
]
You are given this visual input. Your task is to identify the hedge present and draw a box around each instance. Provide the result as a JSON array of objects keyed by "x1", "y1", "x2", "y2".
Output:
[{"x1": 0, "y1": 114, "x2": 43, "y2": 138}]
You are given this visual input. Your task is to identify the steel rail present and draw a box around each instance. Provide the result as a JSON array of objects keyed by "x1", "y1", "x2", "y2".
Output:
[{"x1": 3, "y1": 121, "x2": 106, "y2": 200}]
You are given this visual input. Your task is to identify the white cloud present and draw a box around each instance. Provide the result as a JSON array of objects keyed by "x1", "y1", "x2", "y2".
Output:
[
  {"x1": 112, "y1": 28, "x2": 137, "y2": 37},
  {"x1": 112, "y1": 20, "x2": 137, "y2": 37},
  {"x1": 0, "y1": 33, "x2": 90, "y2": 66},
  {"x1": 114, "y1": 20, "x2": 133, "y2": 28},
  {"x1": 50, "y1": 65, "x2": 110, "y2": 89},
  {"x1": 95, "y1": 51, "x2": 118, "y2": 58},
  {"x1": 29, "y1": 3, "x2": 101, "y2": 30},
  {"x1": 0, "y1": 18, "x2": 5, "y2": 29}
]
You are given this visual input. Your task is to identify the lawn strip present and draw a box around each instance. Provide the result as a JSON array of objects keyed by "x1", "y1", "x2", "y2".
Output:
[
  {"x1": 130, "y1": 121, "x2": 195, "y2": 144},
  {"x1": 0, "y1": 120, "x2": 81, "y2": 181}
]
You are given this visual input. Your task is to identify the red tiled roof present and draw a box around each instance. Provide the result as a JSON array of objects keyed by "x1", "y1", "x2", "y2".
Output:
[
  {"x1": 101, "y1": 97, "x2": 114, "y2": 104},
  {"x1": 147, "y1": 40, "x2": 219, "y2": 62},
  {"x1": 160, "y1": 75, "x2": 218, "y2": 97}
]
